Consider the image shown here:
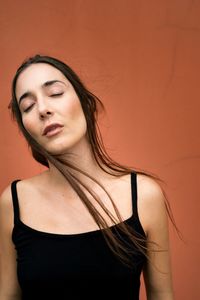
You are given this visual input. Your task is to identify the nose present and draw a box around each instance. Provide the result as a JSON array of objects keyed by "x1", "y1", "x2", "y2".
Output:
[
  {"x1": 40, "y1": 110, "x2": 52, "y2": 120},
  {"x1": 37, "y1": 98, "x2": 53, "y2": 120}
]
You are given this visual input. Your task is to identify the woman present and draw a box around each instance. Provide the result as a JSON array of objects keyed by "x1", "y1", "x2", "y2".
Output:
[{"x1": 0, "y1": 54, "x2": 175, "y2": 299}]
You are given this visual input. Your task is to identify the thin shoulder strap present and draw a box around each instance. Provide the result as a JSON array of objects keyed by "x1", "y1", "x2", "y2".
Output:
[
  {"x1": 131, "y1": 172, "x2": 138, "y2": 217},
  {"x1": 11, "y1": 180, "x2": 21, "y2": 225},
  {"x1": 130, "y1": 172, "x2": 146, "y2": 236}
]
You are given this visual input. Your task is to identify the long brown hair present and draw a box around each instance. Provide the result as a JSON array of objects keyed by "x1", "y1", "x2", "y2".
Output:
[{"x1": 9, "y1": 54, "x2": 180, "y2": 269}]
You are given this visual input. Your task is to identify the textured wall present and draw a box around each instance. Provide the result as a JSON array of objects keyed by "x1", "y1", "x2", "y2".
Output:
[{"x1": 0, "y1": 1, "x2": 199, "y2": 299}]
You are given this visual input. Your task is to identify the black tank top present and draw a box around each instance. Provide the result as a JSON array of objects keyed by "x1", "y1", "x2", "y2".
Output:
[{"x1": 11, "y1": 172, "x2": 146, "y2": 300}]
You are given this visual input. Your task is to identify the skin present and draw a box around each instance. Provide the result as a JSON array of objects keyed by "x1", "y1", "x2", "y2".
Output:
[
  {"x1": 15, "y1": 63, "x2": 114, "y2": 186},
  {"x1": 16, "y1": 63, "x2": 88, "y2": 156},
  {"x1": 0, "y1": 63, "x2": 174, "y2": 299}
]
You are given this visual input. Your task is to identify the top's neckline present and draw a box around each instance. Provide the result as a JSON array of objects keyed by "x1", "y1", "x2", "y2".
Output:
[
  {"x1": 13, "y1": 214, "x2": 135, "y2": 239},
  {"x1": 12, "y1": 172, "x2": 146, "y2": 239}
]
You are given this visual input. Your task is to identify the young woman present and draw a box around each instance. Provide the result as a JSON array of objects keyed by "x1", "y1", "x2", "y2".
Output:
[{"x1": 0, "y1": 54, "x2": 175, "y2": 299}]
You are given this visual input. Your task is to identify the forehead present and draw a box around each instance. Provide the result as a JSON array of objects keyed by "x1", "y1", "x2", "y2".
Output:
[{"x1": 15, "y1": 63, "x2": 67, "y2": 98}]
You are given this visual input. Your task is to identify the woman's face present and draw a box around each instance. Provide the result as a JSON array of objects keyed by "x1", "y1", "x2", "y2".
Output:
[{"x1": 15, "y1": 63, "x2": 87, "y2": 155}]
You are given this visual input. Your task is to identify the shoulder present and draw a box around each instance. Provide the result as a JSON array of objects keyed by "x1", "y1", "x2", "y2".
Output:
[
  {"x1": 0, "y1": 184, "x2": 14, "y2": 233},
  {"x1": 9, "y1": 171, "x2": 48, "y2": 193},
  {"x1": 137, "y1": 173, "x2": 168, "y2": 235},
  {"x1": 0, "y1": 173, "x2": 46, "y2": 224},
  {"x1": 137, "y1": 173, "x2": 166, "y2": 204},
  {"x1": 0, "y1": 173, "x2": 44, "y2": 208},
  {"x1": 0, "y1": 184, "x2": 13, "y2": 212},
  {"x1": 0, "y1": 185, "x2": 22, "y2": 296}
]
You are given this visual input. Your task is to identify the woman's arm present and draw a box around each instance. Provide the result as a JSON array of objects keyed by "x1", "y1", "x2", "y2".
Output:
[
  {"x1": 0, "y1": 186, "x2": 22, "y2": 300},
  {"x1": 138, "y1": 175, "x2": 174, "y2": 300}
]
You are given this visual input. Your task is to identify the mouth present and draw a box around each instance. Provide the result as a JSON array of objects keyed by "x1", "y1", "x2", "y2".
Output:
[{"x1": 42, "y1": 123, "x2": 64, "y2": 137}]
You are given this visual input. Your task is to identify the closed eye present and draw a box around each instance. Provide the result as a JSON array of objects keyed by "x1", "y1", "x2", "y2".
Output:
[
  {"x1": 23, "y1": 93, "x2": 64, "y2": 113},
  {"x1": 24, "y1": 104, "x2": 34, "y2": 113},
  {"x1": 50, "y1": 92, "x2": 64, "y2": 97}
]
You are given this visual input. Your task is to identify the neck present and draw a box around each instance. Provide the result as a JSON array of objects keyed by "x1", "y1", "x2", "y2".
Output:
[{"x1": 43, "y1": 139, "x2": 113, "y2": 189}]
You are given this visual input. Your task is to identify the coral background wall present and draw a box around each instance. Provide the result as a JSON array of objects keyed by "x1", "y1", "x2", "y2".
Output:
[{"x1": 0, "y1": 0, "x2": 199, "y2": 299}]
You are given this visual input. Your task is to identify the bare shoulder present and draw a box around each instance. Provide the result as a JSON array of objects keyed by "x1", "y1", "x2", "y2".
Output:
[
  {"x1": 137, "y1": 173, "x2": 168, "y2": 235},
  {"x1": 0, "y1": 173, "x2": 44, "y2": 218},
  {"x1": 0, "y1": 183, "x2": 12, "y2": 201},
  {"x1": 11, "y1": 171, "x2": 48, "y2": 194},
  {"x1": 137, "y1": 173, "x2": 165, "y2": 203},
  {"x1": 0, "y1": 184, "x2": 13, "y2": 227},
  {"x1": 0, "y1": 185, "x2": 22, "y2": 297}
]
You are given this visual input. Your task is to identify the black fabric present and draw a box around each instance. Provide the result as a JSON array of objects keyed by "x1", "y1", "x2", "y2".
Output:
[{"x1": 11, "y1": 172, "x2": 146, "y2": 300}]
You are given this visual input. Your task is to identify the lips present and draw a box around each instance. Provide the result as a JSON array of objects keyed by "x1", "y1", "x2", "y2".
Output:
[{"x1": 42, "y1": 123, "x2": 63, "y2": 136}]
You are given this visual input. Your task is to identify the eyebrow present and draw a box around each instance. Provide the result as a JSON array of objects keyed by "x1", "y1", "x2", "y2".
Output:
[{"x1": 18, "y1": 80, "x2": 66, "y2": 106}]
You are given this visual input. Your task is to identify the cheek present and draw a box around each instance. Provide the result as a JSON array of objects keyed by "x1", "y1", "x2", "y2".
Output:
[
  {"x1": 64, "y1": 97, "x2": 85, "y2": 122},
  {"x1": 65, "y1": 100, "x2": 87, "y2": 136},
  {"x1": 22, "y1": 116, "x2": 36, "y2": 136}
]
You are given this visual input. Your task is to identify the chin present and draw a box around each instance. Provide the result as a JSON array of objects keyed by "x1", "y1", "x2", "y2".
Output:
[
  {"x1": 39, "y1": 133, "x2": 88, "y2": 156},
  {"x1": 44, "y1": 145, "x2": 71, "y2": 156},
  {"x1": 43, "y1": 141, "x2": 83, "y2": 156}
]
